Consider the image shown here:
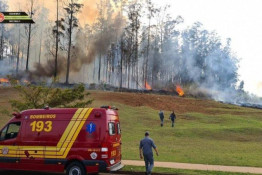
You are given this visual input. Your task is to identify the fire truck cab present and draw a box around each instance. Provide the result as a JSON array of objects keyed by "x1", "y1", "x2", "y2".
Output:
[{"x1": 0, "y1": 106, "x2": 123, "y2": 175}]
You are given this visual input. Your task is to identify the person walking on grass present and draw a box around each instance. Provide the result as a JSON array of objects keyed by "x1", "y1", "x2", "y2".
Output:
[
  {"x1": 159, "y1": 110, "x2": 164, "y2": 127},
  {"x1": 139, "y1": 131, "x2": 159, "y2": 175},
  {"x1": 169, "y1": 110, "x2": 176, "y2": 127}
]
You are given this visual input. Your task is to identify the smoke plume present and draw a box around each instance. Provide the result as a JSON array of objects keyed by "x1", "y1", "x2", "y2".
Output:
[{"x1": 30, "y1": 14, "x2": 123, "y2": 80}]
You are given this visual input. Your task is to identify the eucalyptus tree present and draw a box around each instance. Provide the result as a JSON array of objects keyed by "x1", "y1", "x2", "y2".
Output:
[
  {"x1": 25, "y1": 0, "x2": 37, "y2": 72},
  {"x1": 63, "y1": 0, "x2": 83, "y2": 84}
]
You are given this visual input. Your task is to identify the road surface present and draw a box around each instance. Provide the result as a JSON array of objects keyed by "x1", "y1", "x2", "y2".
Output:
[{"x1": 123, "y1": 160, "x2": 262, "y2": 174}]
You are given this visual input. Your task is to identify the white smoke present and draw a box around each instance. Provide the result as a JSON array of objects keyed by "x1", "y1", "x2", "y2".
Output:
[{"x1": 0, "y1": 58, "x2": 13, "y2": 76}]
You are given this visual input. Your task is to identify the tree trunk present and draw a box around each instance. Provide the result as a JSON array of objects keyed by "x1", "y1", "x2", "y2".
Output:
[
  {"x1": 26, "y1": 0, "x2": 34, "y2": 71},
  {"x1": 0, "y1": 28, "x2": 3, "y2": 60},
  {"x1": 38, "y1": 25, "x2": 43, "y2": 64},
  {"x1": 21, "y1": 48, "x2": 24, "y2": 69},
  {"x1": 93, "y1": 59, "x2": 96, "y2": 83},
  {"x1": 54, "y1": 0, "x2": 59, "y2": 78},
  {"x1": 16, "y1": 26, "x2": 21, "y2": 74},
  {"x1": 26, "y1": 5, "x2": 33, "y2": 72},
  {"x1": 98, "y1": 53, "x2": 101, "y2": 83},
  {"x1": 119, "y1": 1, "x2": 123, "y2": 90},
  {"x1": 119, "y1": 47, "x2": 123, "y2": 89},
  {"x1": 145, "y1": 17, "x2": 151, "y2": 88},
  {"x1": 127, "y1": 63, "x2": 130, "y2": 89},
  {"x1": 65, "y1": 10, "x2": 73, "y2": 84}
]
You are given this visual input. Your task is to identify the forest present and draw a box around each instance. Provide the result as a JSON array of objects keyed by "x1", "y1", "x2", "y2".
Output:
[{"x1": 0, "y1": 0, "x2": 242, "y2": 101}]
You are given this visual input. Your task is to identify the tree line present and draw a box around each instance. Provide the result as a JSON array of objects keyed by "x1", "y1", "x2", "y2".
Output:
[{"x1": 0, "y1": 0, "x2": 239, "y2": 93}]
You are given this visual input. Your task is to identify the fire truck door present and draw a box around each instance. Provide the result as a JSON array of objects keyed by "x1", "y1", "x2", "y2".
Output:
[
  {"x1": 17, "y1": 120, "x2": 45, "y2": 170},
  {"x1": 0, "y1": 122, "x2": 21, "y2": 169}
]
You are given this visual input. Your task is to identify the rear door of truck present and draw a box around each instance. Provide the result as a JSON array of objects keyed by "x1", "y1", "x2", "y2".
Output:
[{"x1": 108, "y1": 113, "x2": 121, "y2": 166}]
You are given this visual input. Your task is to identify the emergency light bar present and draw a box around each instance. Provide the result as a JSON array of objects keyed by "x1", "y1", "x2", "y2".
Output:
[{"x1": 100, "y1": 106, "x2": 118, "y2": 110}]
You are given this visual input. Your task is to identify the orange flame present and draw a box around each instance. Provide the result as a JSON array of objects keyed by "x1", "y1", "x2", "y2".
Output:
[
  {"x1": 145, "y1": 81, "x2": 152, "y2": 90},
  {"x1": 176, "y1": 85, "x2": 184, "y2": 97},
  {"x1": 23, "y1": 80, "x2": 30, "y2": 84},
  {"x1": 0, "y1": 78, "x2": 9, "y2": 83}
]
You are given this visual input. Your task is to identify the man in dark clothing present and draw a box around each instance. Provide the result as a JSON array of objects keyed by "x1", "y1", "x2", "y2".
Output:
[
  {"x1": 169, "y1": 111, "x2": 176, "y2": 127},
  {"x1": 139, "y1": 131, "x2": 159, "y2": 175},
  {"x1": 159, "y1": 110, "x2": 164, "y2": 127}
]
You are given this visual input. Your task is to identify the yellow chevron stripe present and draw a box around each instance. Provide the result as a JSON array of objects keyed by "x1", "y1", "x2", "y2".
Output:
[
  {"x1": 0, "y1": 108, "x2": 85, "y2": 155},
  {"x1": 57, "y1": 108, "x2": 84, "y2": 148},
  {"x1": 12, "y1": 108, "x2": 87, "y2": 158},
  {"x1": 54, "y1": 108, "x2": 90, "y2": 156},
  {"x1": 0, "y1": 108, "x2": 93, "y2": 159},
  {"x1": 57, "y1": 108, "x2": 93, "y2": 159}
]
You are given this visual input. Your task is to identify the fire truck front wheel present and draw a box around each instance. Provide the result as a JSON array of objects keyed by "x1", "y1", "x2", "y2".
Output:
[{"x1": 66, "y1": 161, "x2": 87, "y2": 175}]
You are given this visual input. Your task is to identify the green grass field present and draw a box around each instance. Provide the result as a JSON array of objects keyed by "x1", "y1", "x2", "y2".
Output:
[
  {"x1": 92, "y1": 98, "x2": 262, "y2": 167},
  {"x1": 1, "y1": 88, "x2": 262, "y2": 174}
]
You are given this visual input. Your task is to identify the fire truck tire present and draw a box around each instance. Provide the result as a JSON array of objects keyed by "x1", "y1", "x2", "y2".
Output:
[{"x1": 66, "y1": 161, "x2": 87, "y2": 175}]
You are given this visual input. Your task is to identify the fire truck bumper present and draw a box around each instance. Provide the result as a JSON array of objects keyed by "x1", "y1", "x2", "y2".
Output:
[
  {"x1": 82, "y1": 160, "x2": 123, "y2": 172},
  {"x1": 107, "y1": 161, "x2": 124, "y2": 171}
]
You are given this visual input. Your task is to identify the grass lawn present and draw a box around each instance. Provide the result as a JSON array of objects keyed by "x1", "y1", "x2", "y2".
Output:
[{"x1": 91, "y1": 100, "x2": 262, "y2": 167}]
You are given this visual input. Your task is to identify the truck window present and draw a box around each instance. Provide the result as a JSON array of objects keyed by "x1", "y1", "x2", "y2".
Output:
[
  {"x1": 0, "y1": 122, "x2": 21, "y2": 141},
  {"x1": 117, "y1": 123, "x2": 121, "y2": 134},
  {"x1": 0, "y1": 127, "x2": 7, "y2": 141},
  {"x1": 109, "y1": 122, "x2": 116, "y2": 135}
]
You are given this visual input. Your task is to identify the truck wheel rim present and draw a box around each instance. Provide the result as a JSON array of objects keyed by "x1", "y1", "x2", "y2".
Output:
[{"x1": 70, "y1": 166, "x2": 81, "y2": 175}]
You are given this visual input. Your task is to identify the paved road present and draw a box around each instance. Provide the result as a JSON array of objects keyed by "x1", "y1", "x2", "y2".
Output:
[{"x1": 123, "y1": 160, "x2": 262, "y2": 174}]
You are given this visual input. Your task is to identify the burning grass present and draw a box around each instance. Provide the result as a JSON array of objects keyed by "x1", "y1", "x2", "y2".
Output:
[
  {"x1": 0, "y1": 78, "x2": 9, "y2": 83},
  {"x1": 176, "y1": 85, "x2": 185, "y2": 97}
]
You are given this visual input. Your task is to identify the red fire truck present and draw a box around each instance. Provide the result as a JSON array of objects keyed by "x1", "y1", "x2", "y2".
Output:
[{"x1": 0, "y1": 106, "x2": 123, "y2": 175}]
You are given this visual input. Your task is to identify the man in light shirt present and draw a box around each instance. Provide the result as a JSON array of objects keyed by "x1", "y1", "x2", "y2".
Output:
[{"x1": 139, "y1": 131, "x2": 159, "y2": 175}]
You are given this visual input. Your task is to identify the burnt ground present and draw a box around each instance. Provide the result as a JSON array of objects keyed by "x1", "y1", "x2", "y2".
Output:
[
  {"x1": 89, "y1": 90, "x2": 262, "y2": 116},
  {"x1": 1, "y1": 87, "x2": 262, "y2": 116},
  {"x1": 90, "y1": 90, "x2": 218, "y2": 114}
]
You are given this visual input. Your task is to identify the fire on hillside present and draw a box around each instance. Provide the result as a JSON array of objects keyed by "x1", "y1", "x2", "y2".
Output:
[
  {"x1": 0, "y1": 78, "x2": 30, "y2": 86},
  {"x1": 0, "y1": 78, "x2": 9, "y2": 83},
  {"x1": 1, "y1": 77, "x2": 262, "y2": 110},
  {"x1": 145, "y1": 81, "x2": 152, "y2": 90},
  {"x1": 176, "y1": 85, "x2": 185, "y2": 97}
]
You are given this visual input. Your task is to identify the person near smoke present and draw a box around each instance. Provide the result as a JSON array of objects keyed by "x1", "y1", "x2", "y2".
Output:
[
  {"x1": 159, "y1": 110, "x2": 164, "y2": 127},
  {"x1": 139, "y1": 131, "x2": 159, "y2": 175},
  {"x1": 169, "y1": 111, "x2": 176, "y2": 127}
]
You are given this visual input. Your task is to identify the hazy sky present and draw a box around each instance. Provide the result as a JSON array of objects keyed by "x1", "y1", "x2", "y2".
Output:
[{"x1": 152, "y1": 0, "x2": 262, "y2": 96}]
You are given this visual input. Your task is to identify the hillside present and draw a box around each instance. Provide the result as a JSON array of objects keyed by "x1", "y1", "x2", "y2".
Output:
[{"x1": 1, "y1": 87, "x2": 262, "y2": 167}]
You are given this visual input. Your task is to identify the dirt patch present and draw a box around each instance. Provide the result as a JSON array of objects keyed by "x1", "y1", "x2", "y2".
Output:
[
  {"x1": 1, "y1": 87, "x2": 262, "y2": 116},
  {"x1": 89, "y1": 91, "x2": 260, "y2": 115}
]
